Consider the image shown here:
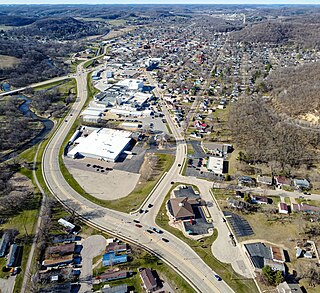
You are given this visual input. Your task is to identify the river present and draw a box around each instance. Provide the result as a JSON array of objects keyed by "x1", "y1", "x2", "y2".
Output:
[{"x1": 0, "y1": 95, "x2": 54, "y2": 163}]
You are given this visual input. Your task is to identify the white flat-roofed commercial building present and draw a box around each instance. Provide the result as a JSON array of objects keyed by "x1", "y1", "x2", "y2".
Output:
[
  {"x1": 207, "y1": 156, "x2": 225, "y2": 175},
  {"x1": 117, "y1": 79, "x2": 144, "y2": 90},
  {"x1": 67, "y1": 128, "x2": 132, "y2": 162}
]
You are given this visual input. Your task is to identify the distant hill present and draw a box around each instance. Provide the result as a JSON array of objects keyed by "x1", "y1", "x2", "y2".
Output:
[
  {"x1": 231, "y1": 17, "x2": 320, "y2": 48},
  {"x1": 0, "y1": 15, "x2": 36, "y2": 27},
  {"x1": 15, "y1": 17, "x2": 109, "y2": 40}
]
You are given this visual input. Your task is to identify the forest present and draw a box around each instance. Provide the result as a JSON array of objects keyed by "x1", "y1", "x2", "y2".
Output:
[
  {"x1": 228, "y1": 97, "x2": 320, "y2": 169},
  {"x1": 267, "y1": 62, "x2": 320, "y2": 118}
]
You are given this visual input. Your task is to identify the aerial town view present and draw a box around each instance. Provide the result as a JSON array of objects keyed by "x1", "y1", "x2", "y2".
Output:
[{"x1": 0, "y1": 1, "x2": 320, "y2": 292}]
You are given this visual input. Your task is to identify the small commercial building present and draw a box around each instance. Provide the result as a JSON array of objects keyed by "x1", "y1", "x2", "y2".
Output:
[
  {"x1": 167, "y1": 197, "x2": 196, "y2": 221},
  {"x1": 207, "y1": 157, "x2": 225, "y2": 175},
  {"x1": 67, "y1": 128, "x2": 132, "y2": 162}
]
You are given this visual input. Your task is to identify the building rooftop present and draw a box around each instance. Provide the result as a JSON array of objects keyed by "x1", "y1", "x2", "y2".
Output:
[
  {"x1": 46, "y1": 243, "x2": 76, "y2": 256},
  {"x1": 68, "y1": 128, "x2": 132, "y2": 162},
  {"x1": 168, "y1": 197, "x2": 195, "y2": 220},
  {"x1": 140, "y1": 268, "x2": 157, "y2": 291},
  {"x1": 244, "y1": 242, "x2": 272, "y2": 269}
]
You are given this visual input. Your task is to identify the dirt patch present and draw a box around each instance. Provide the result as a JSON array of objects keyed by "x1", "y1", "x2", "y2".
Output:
[{"x1": 0, "y1": 55, "x2": 20, "y2": 69}]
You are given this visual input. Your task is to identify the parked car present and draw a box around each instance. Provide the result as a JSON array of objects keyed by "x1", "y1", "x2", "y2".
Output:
[
  {"x1": 135, "y1": 224, "x2": 143, "y2": 228},
  {"x1": 214, "y1": 274, "x2": 222, "y2": 281}
]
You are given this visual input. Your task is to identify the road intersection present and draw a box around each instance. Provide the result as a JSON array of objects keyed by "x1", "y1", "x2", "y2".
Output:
[{"x1": 41, "y1": 62, "x2": 239, "y2": 292}]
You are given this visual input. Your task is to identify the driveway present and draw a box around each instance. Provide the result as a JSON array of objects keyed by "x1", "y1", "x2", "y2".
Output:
[
  {"x1": 80, "y1": 235, "x2": 106, "y2": 293},
  {"x1": 0, "y1": 276, "x2": 16, "y2": 293}
]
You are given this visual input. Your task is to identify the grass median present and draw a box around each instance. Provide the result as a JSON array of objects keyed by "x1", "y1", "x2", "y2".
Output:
[{"x1": 156, "y1": 183, "x2": 259, "y2": 293}]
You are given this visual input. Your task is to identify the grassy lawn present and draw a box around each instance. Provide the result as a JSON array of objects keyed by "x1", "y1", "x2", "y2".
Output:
[{"x1": 155, "y1": 185, "x2": 259, "y2": 293}]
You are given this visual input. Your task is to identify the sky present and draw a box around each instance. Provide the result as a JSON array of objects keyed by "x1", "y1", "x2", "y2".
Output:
[{"x1": 0, "y1": 0, "x2": 319, "y2": 4}]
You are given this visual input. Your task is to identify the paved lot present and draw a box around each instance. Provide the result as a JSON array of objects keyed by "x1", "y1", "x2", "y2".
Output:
[
  {"x1": 188, "y1": 140, "x2": 206, "y2": 158},
  {"x1": 223, "y1": 211, "x2": 254, "y2": 237},
  {"x1": 80, "y1": 235, "x2": 106, "y2": 293},
  {"x1": 65, "y1": 157, "x2": 140, "y2": 200},
  {"x1": 114, "y1": 145, "x2": 146, "y2": 174},
  {"x1": 183, "y1": 206, "x2": 213, "y2": 235}
]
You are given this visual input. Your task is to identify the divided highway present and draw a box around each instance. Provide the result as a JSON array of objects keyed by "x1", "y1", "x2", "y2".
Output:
[{"x1": 41, "y1": 63, "x2": 234, "y2": 292}]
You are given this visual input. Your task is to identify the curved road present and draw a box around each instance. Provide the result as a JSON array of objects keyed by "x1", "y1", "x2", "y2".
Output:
[{"x1": 42, "y1": 62, "x2": 235, "y2": 292}]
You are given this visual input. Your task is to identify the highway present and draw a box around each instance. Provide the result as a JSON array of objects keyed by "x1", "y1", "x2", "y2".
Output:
[
  {"x1": 0, "y1": 75, "x2": 75, "y2": 97},
  {"x1": 41, "y1": 62, "x2": 236, "y2": 292}
]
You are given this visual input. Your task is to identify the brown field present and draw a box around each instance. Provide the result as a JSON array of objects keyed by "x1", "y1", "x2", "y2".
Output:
[{"x1": 0, "y1": 55, "x2": 20, "y2": 69}]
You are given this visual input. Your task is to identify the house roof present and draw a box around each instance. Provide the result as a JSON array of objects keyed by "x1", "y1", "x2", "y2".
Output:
[
  {"x1": 293, "y1": 178, "x2": 310, "y2": 189},
  {"x1": 257, "y1": 175, "x2": 273, "y2": 185},
  {"x1": 271, "y1": 246, "x2": 285, "y2": 262},
  {"x1": 279, "y1": 202, "x2": 288, "y2": 211},
  {"x1": 277, "y1": 282, "x2": 303, "y2": 293},
  {"x1": 253, "y1": 195, "x2": 269, "y2": 203},
  {"x1": 168, "y1": 197, "x2": 195, "y2": 219},
  {"x1": 275, "y1": 176, "x2": 291, "y2": 186},
  {"x1": 98, "y1": 269, "x2": 127, "y2": 281},
  {"x1": 140, "y1": 268, "x2": 157, "y2": 290},
  {"x1": 244, "y1": 242, "x2": 272, "y2": 269},
  {"x1": 46, "y1": 243, "x2": 75, "y2": 256},
  {"x1": 106, "y1": 242, "x2": 127, "y2": 253}
]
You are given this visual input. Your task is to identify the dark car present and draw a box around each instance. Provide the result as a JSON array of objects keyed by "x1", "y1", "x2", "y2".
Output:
[
  {"x1": 146, "y1": 229, "x2": 154, "y2": 234},
  {"x1": 162, "y1": 238, "x2": 169, "y2": 243},
  {"x1": 148, "y1": 203, "x2": 153, "y2": 208},
  {"x1": 133, "y1": 219, "x2": 140, "y2": 223},
  {"x1": 135, "y1": 224, "x2": 143, "y2": 228},
  {"x1": 151, "y1": 227, "x2": 163, "y2": 234},
  {"x1": 214, "y1": 274, "x2": 222, "y2": 281}
]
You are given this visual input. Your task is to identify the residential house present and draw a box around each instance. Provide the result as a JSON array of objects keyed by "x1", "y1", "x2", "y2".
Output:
[
  {"x1": 42, "y1": 254, "x2": 74, "y2": 268},
  {"x1": 238, "y1": 176, "x2": 256, "y2": 186},
  {"x1": 293, "y1": 178, "x2": 310, "y2": 190},
  {"x1": 46, "y1": 243, "x2": 76, "y2": 256},
  {"x1": 106, "y1": 242, "x2": 127, "y2": 254},
  {"x1": 51, "y1": 234, "x2": 76, "y2": 244},
  {"x1": 140, "y1": 268, "x2": 158, "y2": 292},
  {"x1": 102, "y1": 252, "x2": 127, "y2": 267},
  {"x1": 97, "y1": 269, "x2": 127, "y2": 282},
  {"x1": 102, "y1": 284, "x2": 128, "y2": 293},
  {"x1": 6, "y1": 244, "x2": 18, "y2": 268},
  {"x1": 244, "y1": 242, "x2": 286, "y2": 274},
  {"x1": 257, "y1": 175, "x2": 273, "y2": 186},
  {"x1": 0, "y1": 231, "x2": 12, "y2": 257},
  {"x1": 275, "y1": 176, "x2": 291, "y2": 189},
  {"x1": 277, "y1": 281, "x2": 303, "y2": 293},
  {"x1": 252, "y1": 195, "x2": 269, "y2": 205},
  {"x1": 278, "y1": 203, "x2": 289, "y2": 214},
  {"x1": 291, "y1": 203, "x2": 320, "y2": 214}
]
